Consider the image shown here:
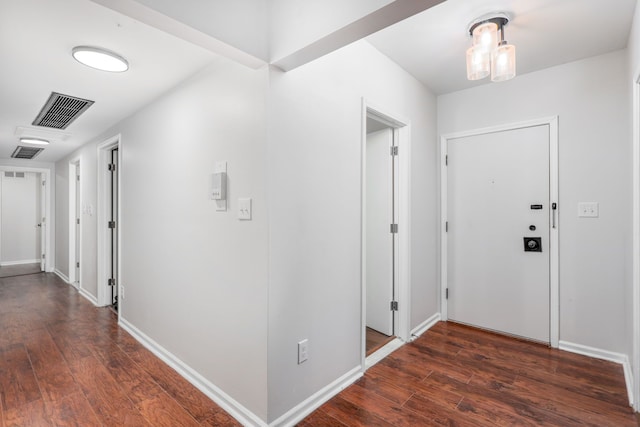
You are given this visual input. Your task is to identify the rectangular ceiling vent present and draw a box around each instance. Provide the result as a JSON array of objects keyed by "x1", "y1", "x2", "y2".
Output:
[
  {"x1": 32, "y1": 92, "x2": 94, "y2": 129},
  {"x1": 11, "y1": 146, "x2": 44, "y2": 160}
]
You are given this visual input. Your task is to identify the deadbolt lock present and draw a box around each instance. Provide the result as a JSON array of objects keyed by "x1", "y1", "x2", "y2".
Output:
[{"x1": 523, "y1": 237, "x2": 542, "y2": 252}]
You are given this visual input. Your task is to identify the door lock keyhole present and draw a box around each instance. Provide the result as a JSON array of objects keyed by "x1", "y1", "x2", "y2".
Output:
[{"x1": 523, "y1": 237, "x2": 542, "y2": 252}]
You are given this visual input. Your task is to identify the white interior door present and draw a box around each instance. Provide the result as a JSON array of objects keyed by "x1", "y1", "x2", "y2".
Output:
[
  {"x1": 366, "y1": 128, "x2": 394, "y2": 336},
  {"x1": 38, "y1": 174, "x2": 45, "y2": 271},
  {"x1": 75, "y1": 167, "x2": 81, "y2": 288},
  {"x1": 1, "y1": 172, "x2": 39, "y2": 265},
  {"x1": 447, "y1": 125, "x2": 550, "y2": 343}
]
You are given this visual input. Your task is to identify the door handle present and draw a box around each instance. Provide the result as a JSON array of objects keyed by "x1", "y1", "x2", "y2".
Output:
[
  {"x1": 37, "y1": 223, "x2": 41, "y2": 227},
  {"x1": 552, "y1": 203, "x2": 557, "y2": 229}
]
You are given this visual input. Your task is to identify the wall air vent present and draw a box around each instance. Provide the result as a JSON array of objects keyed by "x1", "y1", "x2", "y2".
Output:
[
  {"x1": 32, "y1": 92, "x2": 94, "y2": 129},
  {"x1": 11, "y1": 146, "x2": 44, "y2": 160}
]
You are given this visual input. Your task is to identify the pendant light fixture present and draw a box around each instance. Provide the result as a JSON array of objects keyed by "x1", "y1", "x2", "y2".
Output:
[{"x1": 466, "y1": 13, "x2": 516, "y2": 82}]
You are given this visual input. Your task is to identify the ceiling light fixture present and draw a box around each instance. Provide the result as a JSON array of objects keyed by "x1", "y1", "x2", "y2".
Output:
[
  {"x1": 466, "y1": 13, "x2": 516, "y2": 82},
  {"x1": 19, "y1": 137, "x2": 50, "y2": 145},
  {"x1": 72, "y1": 46, "x2": 129, "y2": 72}
]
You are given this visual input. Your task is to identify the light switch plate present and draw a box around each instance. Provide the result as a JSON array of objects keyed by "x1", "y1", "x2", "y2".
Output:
[
  {"x1": 238, "y1": 198, "x2": 252, "y2": 220},
  {"x1": 213, "y1": 161, "x2": 227, "y2": 211},
  {"x1": 578, "y1": 202, "x2": 599, "y2": 218}
]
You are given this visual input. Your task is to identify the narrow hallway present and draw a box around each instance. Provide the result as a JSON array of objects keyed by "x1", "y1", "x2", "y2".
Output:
[{"x1": 0, "y1": 273, "x2": 239, "y2": 426}]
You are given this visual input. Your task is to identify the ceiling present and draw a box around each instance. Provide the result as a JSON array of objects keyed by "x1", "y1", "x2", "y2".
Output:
[
  {"x1": 0, "y1": 0, "x2": 217, "y2": 163},
  {"x1": 0, "y1": 0, "x2": 637, "y2": 163},
  {"x1": 367, "y1": 0, "x2": 637, "y2": 94}
]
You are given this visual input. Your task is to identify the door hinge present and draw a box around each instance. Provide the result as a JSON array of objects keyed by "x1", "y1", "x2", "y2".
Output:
[
  {"x1": 446, "y1": 288, "x2": 449, "y2": 299},
  {"x1": 390, "y1": 301, "x2": 398, "y2": 311},
  {"x1": 445, "y1": 221, "x2": 448, "y2": 232},
  {"x1": 76, "y1": 218, "x2": 80, "y2": 225},
  {"x1": 108, "y1": 163, "x2": 116, "y2": 172},
  {"x1": 445, "y1": 154, "x2": 448, "y2": 166},
  {"x1": 390, "y1": 146, "x2": 398, "y2": 156},
  {"x1": 42, "y1": 254, "x2": 45, "y2": 259},
  {"x1": 76, "y1": 175, "x2": 80, "y2": 181},
  {"x1": 108, "y1": 221, "x2": 116, "y2": 229},
  {"x1": 42, "y1": 181, "x2": 46, "y2": 186},
  {"x1": 76, "y1": 262, "x2": 80, "y2": 268},
  {"x1": 108, "y1": 278, "x2": 116, "y2": 287},
  {"x1": 390, "y1": 223, "x2": 398, "y2": 234}
]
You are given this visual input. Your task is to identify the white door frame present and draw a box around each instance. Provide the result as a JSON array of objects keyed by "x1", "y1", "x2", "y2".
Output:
[
  {"x1": 361, "y1": 99, "x2": 412, "y2": 369},
  {"x1": 68, "y1": 158, "x2": 81, "y2": 289},
  {"x1": 632, "y1": 71, "x2": 640, "y2": 411},
  {"x1": 97, "y1": 135, "x2": 122, "y2": 310},
  {"x1": 440, "y1": 116, "x2": 559, "y2": 347},
  {"x1": 0, "y1": 165, "x2": 52, "y2": 272}
]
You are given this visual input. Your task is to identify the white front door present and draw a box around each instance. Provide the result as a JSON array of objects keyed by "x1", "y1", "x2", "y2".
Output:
[
  {"x1": 366, "y1": 128, "x2": 394, "y2": 336},
  {"x1": 447, "y1": 125, "x2": 550, "y2": 343}
]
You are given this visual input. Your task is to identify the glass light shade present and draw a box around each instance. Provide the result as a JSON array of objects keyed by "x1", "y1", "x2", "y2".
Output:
[
  {"x1": 491, "y1": 43, "x2": 516, "y2": 82},
  {"x1": 466, "y1": 46, "x2": 490, "y2": 80},
  {"x1": 472, "y1": 22, "x2": 498, "y2": 53},
  {"x1": 72, "y1": 46, "x2": 129, "y2": 72}
]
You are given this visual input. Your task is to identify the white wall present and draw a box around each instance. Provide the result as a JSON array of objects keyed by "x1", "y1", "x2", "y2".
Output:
[
  {"x1": 0, "y1": 172, "x2": 40, "y2": 263},
  {"x1": 55, "y1": 57, "x2": 269, "y2": 421},
  {"x1": 439, "y1": 50, "x2": 631, "y2": 355},
  {"x1": 266, "y1": 40, "x2": 438, "y2": 421}
]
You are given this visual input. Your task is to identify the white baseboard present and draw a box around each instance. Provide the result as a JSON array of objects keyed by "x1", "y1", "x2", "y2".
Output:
[
  {"x1": 79, "y1": 288, "x2": 99, "y2": 306},
  {"x1": 559, "y1": 341, "x2": 634, "y2": 406},
  {"x1": 54, "y1": 269, "x2": 70, "y2": 284},
  {"x1": 409, "y1": 312, "x2": 441, "y2": 341},
  {"x1": 119, "y1": 318, "x2": 268, "y2": 427},
  {"x1": 1, "y1": 259, "x2": 40, "y2": 266},
  {"x1": 270, "y1": 366, "x2": 362, "y2": 427}
]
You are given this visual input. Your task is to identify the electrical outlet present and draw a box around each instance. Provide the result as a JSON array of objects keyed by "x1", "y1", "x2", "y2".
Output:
[{"x1": 298, "y1": 339, "x2": 308, "y2": 364}]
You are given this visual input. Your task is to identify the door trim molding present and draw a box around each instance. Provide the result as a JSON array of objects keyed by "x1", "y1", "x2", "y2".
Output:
[
  {"x1": 440, "y1": 116, "x2": 559, "y2": 347},
  {"x1": 97, "y1": 135, "x2": 121, "y2": 309},
  {"x1": 68, "y1": 158, "x2": 81, "y2": 290},
  {"x1": 361, "y1": 98, "x2": 412, "y2": 370},
  {"x1": 631, "y1": 69, "x2": 640, "y2": 411}
]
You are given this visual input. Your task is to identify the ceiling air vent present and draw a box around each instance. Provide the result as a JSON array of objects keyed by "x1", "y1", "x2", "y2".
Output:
[
  {"x1": 32, "y1": 92, "x2": 94, "y2": 129},
  {"x1": 11, "y1": 146, "x2": 44, "y2": 160}
]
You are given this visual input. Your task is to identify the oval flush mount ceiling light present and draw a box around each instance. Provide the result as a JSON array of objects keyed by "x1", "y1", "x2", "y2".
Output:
[
  {"x1": 20, "y1": 137, "x2": 50, "y2": 145},
  {"x1": 72, "y1": 46, "x2": 129, "y2": 72}
]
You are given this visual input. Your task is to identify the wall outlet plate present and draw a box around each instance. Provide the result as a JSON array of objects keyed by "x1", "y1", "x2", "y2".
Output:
[
  {"x1": 298, "y1": 339, "x2": 308, "y2": 364},
  {"x1": 578, "y1": 202, "x2": 599, "y2": 218}
]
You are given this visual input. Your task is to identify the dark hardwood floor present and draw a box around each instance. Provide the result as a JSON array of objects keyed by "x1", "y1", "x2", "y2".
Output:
[
  {"x1": 0, "y1": 272, "x2": 240, "y2": 426},
  {"x1": 2, "y1": 272, "x2": 638, "y2": 426},
  {"x1": 301, "y1": 321, "x2": 638, "y2": 426},
  {"x1": 0, "y1": 263, "x2": 41, "y2": 278},
  {"x1": 366, "y1": 327, "x2": 394, "y2": 356}
]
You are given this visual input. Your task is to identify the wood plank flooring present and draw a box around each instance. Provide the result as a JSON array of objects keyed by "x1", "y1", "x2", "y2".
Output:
[
  {"x1": 2, "y1": 272, "x2": 638, "y2": 426},
  {"x1": 366, "y1": 328, "x2": 393, "y2": 356},
  {"x1": 0, "y1": 263, "x2": 41, "y2": 278},
  {"x1": 301, "y1": 322, "x2": 638, "y2": 426},
  {"x1": 0, "y1": 272, "x2": 240, "y2": 426}
]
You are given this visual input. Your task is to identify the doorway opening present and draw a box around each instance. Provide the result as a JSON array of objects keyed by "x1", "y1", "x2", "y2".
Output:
[
  {"x1": 0, "y1": 171, "x2": 45, "y2": 278},
  {"x1": 97, "y1": 135, "x2": 121, "y2": 313},
  {"x1": 361, "y1": 101, "x2": 412, "y2": 369},
  {"x1": 440, "y1": 117, "x2": 559, "y2": 347}
]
